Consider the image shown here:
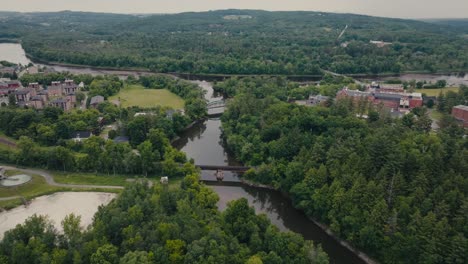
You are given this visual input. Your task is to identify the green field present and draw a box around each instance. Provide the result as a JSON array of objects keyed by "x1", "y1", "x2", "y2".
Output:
[
  {"x1": 417, "y1": 87, "x2": 459, "y2": 96},
  {"x1": 110, "y1": 84, "x2": 185, "y2": 109},
  {"x1": 52, "y1": 171, "x2": 130, "y2": 186},
  {"x1": 0, "y1": 170, "x2": 65, "y2": 199}
]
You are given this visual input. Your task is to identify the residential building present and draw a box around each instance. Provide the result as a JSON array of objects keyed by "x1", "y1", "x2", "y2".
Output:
[
  {"x1": 66, "y1": 93, "x2": 76, "y2": 104},
  {"x1": 30, "y1": 96, "x2": 45, "y2": 109},
  {"x1": 28, "y1": 82, "x2": 41, "y2": 90},
  {"x1": 71, "y1": 131, "x2": 93, "y2": 142},
  {"x1": 14, "y1": 89, "x2": 32, "y2": 102},
  {"x1": 307, "y1": 94, "x2": 330, "y2": 106},
  {"x1": 63, "y1": 79, "x2": 78, "y2": 94},
  {"x1": 37, "y1": 90, "x2": 49, "y2": 102},
  {"x1": 90, "y1": 95, "x2": 104, "y2": 108},
  {"x1": 48, "y1": 81, "x2": 63, "y2": 97},
  {"x1": 452, "y1": 105, "x2": 468, "y2": 127},
  {"x1": 50, "y1": 98, "x2": 71, "y2": 112}
]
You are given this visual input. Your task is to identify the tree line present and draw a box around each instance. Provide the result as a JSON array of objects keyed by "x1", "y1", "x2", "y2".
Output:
[
  {"x1": 0, "y1": 166, "x2": 329, "y2": 263},
  {"x1": 219, "y1": 77, "x2": 467, "y2": 263}
]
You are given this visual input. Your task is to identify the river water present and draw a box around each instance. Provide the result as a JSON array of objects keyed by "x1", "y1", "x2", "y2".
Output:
[
  {"x1": 0, "y1": 192, "x2": 116, "y2": 239},
  {"x1": 173, "y1": 80, "x2": 367, "y2": 264},
  {"x1": 0, "y1": 43, "x2": 31, "y2": 65}
]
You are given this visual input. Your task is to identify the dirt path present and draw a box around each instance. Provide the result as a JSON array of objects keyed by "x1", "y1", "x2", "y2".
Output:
[{"x1": 0, "y1": 166, "x2": 124, "y2": 201}]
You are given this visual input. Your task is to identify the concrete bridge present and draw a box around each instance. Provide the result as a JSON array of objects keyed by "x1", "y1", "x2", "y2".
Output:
[
  {"x1": 207, "y1": 99, "x2": 226, "y2": 110},
  {"x1": 196, "y1": 165, "x2": 251, "y2": 172}
]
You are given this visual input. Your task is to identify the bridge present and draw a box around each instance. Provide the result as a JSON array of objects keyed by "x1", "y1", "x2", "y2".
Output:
[
  {"x1": 196, "y1": 165, "x2": 251, "y2": 172},
  {"x1": 207, "y1": 99, "x2": 226, "y2": 110}
]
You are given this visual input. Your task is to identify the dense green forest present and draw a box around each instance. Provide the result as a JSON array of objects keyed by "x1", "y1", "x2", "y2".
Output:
[
  {"x1": 0, "y1": 169, "x2": 329, "y2": 263},
  {"x1": 219, "y1": 77, "x2": 467, "y2": 263},
  {"x1": 1, "y1": 10, "x2": 467, "y2": 74}
]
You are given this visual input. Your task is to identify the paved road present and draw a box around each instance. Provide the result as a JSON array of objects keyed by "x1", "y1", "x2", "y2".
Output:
[{"x1": 0, "y1": 166, "x2": 124, "y2": 201}]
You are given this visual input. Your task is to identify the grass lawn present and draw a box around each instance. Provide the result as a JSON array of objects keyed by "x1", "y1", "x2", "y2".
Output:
[
  {"x1": 52, "y1": 171, "x2": 130, "y2": 186},
  {"x1": 0, "y1": 171, "x2": 65, "y2": 198},
  {"x1": 429, "y1": 110, "x2": 444, "y2": 121},
  {"x1": 417, "y1": 87, "x2": 459, "y2": 97},
  {"x1": 110, "y1": 84, "x2": 184, "y2": 109}
]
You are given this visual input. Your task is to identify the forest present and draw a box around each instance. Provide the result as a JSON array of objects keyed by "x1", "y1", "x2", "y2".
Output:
[
  {"x1": 1, "y1": 10, "x2": 467, "y2": 75},
  {"x1": 219, "y1": 77, "x2": 467, "y2": 263},
  {"x1": 0, "y1": 167, "x2": 329, "y2": 264}
]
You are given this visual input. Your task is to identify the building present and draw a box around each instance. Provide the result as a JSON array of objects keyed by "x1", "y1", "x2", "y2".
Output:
[
  {"x1": 28, "y1": 82, "x2": 41, "y2": 90},
  {"x1": 48, "y1": 81, "x2": 63, "y2": 97},
  {"x1": 71, "y1": 131, "x2": 93, "y2": 142},
  {"x1": 337, "y1": 87, "x2": 423, "y2": 112},
  {"x1": 90, "y1": 95, "x2": 104, "y2": 108},
  {"x1": 63, "y1": 79, "x2": 78, "y2": 94},
  {"x1": 452, "y1": 105, "x2": 468, "y2": 127},
  {"x1": 66, "y1": 93, "x2": 76, "y2": 104},
  {"x1": 49, "y1": 98, "x2": 71, "y2": 112},
  {"x1": 307, "y1": 94, "x2": 330, "y2": 106},
  {"x1": 37, "y1": 90, "x2": 49, "y2": 102},
  {"x1": 14, "y1": 89, "x2": 32, "y2": 102},
  {"x1": 6, "y1": 80, "x2": 22, "y2": 89},
  {"x1": 30, "y1": 95, "x2": 45, "y2": 109}
]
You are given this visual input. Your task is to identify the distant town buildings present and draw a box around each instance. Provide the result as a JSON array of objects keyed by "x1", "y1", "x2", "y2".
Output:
[
  {"x1": 337, "y1": 84, "x2": 423, "y2": 113},
  {"x1": 451, "y1": 105, "x2": 468, "y2": 127},
  {"x1": 0, "y1": 79, "x2": 82, "y2": 111}
]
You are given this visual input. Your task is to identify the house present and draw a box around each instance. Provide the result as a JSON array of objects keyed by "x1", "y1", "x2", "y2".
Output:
[
  {"x1": 28, "y1": 82, "x2": 41, "y2": 90},
  {"x1": 63, "y1": 79, "x2": 78, "y2": 94},
  {"x1": 160, "y1": 176, "x2": 169, "y2": 185},
  {"x1": 14, "y1": 89, "x2": 32, "y2": 102},
  {"x1": 308, "y1": 94, "x2": 330, "y2": 106},
  {"x1": 37, "y1": 90, "x2": 49, "y2": 102},
  {"x1": 370, "y1": 40, "x2": 392, "y2": 48},
  {"x1": 66, "y1": 92, "x2": 76, "y2": 104},
  {"x1": 7, "y1": 80, "x2": 22, "y2": 89},
  {"x1": 452, "y1": 105, "x2": 468, "y2": 127},
  {"x1": 50, "y1": 98, "x2": 71, "y2": 112},
  {"x1": 30, "y1": 95, "x2": 45, "y2": 109},
  {"x1": 0, "y1": 67, "x2": 15, "y2": 76},
  {"x1": 48, "y1": 81, "x2": 63, "y2": 97},
  {"x1": 71, "y1": 131, "x2": 93, "y2": 142},
  {"x1": 90, "y1": 95, "x2": 104, "y2": 108}
]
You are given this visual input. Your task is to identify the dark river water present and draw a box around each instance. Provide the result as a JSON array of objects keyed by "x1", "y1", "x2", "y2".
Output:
[{"x1": 173, "y1": 80, "x2": 367, "y2": 264}]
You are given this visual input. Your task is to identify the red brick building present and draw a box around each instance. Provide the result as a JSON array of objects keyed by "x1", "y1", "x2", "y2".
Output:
[{"x1": 452, "y1": 105, "x2": 468, "y2": 127}]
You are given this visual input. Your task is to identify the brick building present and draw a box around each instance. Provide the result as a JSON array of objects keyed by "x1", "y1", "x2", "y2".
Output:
[{"x1": 452, "y1": 105, "x2": 468, "y2": 127}]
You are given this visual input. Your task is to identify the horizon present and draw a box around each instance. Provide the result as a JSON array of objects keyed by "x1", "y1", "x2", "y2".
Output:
[
  {"x1": 1, "y1": 0, "x2": 468, "y2": 19},
  {"x1": 1, "y1": 9, "x2": 468, "y2": 21}
]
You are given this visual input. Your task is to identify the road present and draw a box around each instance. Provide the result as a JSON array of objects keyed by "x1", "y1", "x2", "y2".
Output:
[{"x1": 0, "y1": 165, "x2": 124, "y2": 201}]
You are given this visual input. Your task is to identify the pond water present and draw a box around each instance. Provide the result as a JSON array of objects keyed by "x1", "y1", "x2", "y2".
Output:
[
  {"x1": 0, "y1": 192, "x2": 116, "y2": 239},
  {"x1": 0, "y1": 43, "x2": 31, "y2": 65},
  {"x1": 173, "y1": 80, "x2": 367, "y2": 264},
  {"x1": 0, "y1": 174, "x2": 32, "y2": 187}
]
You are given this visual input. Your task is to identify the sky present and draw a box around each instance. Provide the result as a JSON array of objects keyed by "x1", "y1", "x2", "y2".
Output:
[{"x1": 1, "y1": 0, "x2": 467, "y2": 19}]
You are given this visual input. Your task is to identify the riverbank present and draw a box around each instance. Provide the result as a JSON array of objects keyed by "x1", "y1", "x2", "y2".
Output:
[{"x1": 239, "y1": 176, "x2": 378, "y2": 264}]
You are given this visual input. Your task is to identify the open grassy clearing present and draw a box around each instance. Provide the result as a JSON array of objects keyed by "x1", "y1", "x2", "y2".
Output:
[
  {"x1": 416, "y1": 87, "x2": 459, "y2": 96},
  {"x1": 110, "y1": 84, "x2": 184, "y2": 109},
  {"x1": 52, "y1": 171, "x2": 130, "y2": 186},
  {"x1": 0, "y1": 171, "x2": 65, "y2": 198}
]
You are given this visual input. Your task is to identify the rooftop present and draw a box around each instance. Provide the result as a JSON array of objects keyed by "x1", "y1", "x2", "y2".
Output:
[{"x1": 453, "y1": 105, "x2": 468, "y2": 111}]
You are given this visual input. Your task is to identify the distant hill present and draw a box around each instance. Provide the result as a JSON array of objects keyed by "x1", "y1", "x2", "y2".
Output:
[
  {"x1": 1, "y1": 10, "x2": 467, "y2": 75},
  {"x1": 422, "y1": 18, "x2": 468, "y2": 33}
]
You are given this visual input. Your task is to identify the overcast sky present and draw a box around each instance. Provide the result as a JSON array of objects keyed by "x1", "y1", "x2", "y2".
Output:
[{"x1": 1, "y1": 0, "x2": 467, "y2": 19}]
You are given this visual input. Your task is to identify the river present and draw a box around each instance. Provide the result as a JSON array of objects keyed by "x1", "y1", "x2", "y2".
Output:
[
  {"x1": 173, "y1": 80, "x2": 368, "y2": 264},
  {"x1": 0, "y1": 192, "x2": 116, "y2": 239},
  {"x1": 0, "y1": 43, "x2": 31, "y2": 65}
]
